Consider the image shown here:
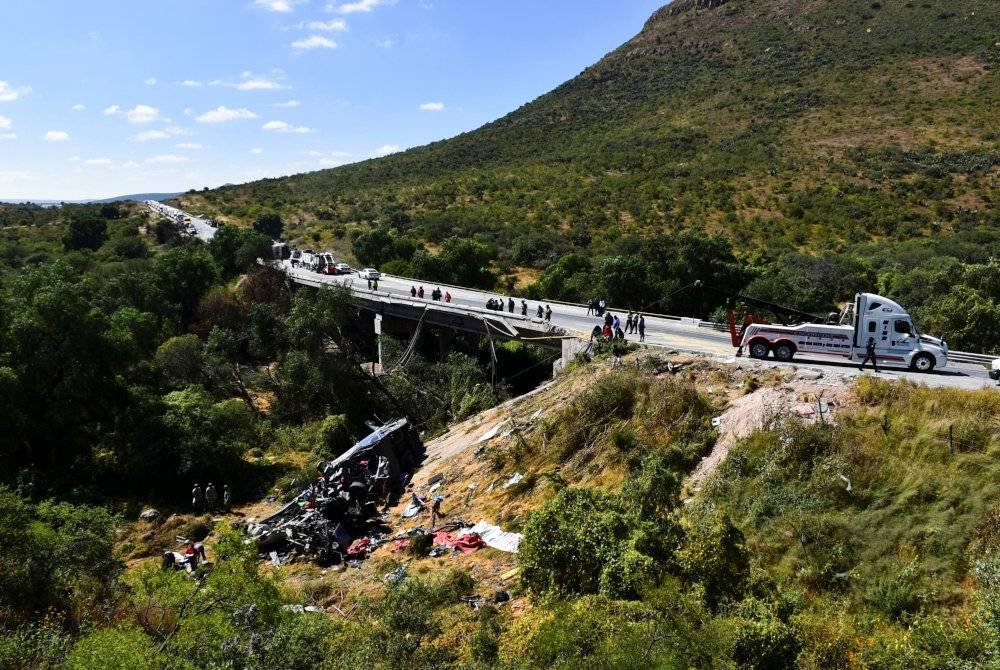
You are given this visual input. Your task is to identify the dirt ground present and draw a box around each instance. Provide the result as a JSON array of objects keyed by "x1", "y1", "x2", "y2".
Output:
[{"x1": 122, "y1": 350, "x2": 865, "y2": 615}]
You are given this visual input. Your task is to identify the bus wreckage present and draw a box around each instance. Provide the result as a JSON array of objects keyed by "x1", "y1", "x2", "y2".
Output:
[{"x1": 245, "y1": 419, "x2": 424, "y2": 565}]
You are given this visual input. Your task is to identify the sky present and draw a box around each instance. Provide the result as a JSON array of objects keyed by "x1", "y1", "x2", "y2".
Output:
[{"x1": 0, "y1": 0, "x2": 665, "y2": 201}]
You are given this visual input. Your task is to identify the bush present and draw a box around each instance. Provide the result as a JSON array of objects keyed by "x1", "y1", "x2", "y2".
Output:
[{"x1": 66, "y1": 627, "x2": 160, "y2": 670}]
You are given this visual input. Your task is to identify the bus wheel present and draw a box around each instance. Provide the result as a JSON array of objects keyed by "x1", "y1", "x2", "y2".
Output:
[
  {"x1": 773, "y1": 343, "x2": 795, "y2": 362},
  {"x1": 910, "y1": 353, "x2": 935, "y2": 372},
  {"x1": 749, "y1": 342, "x2": 770, "y2": 359}
]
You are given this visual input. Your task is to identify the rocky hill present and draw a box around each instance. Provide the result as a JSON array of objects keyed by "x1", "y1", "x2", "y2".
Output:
[{"x1": 184, "y1": 0, "x2": 998, "y2": 257}]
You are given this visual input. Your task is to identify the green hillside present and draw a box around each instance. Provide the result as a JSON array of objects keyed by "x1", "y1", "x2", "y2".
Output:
[{"x1": 181, "y1": 0, "x2": 1000, "y2": 350}]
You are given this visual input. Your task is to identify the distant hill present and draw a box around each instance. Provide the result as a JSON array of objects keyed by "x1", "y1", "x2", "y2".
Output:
[{"x1": 1, "y1": 192, "x2": 181, "y2": 206}]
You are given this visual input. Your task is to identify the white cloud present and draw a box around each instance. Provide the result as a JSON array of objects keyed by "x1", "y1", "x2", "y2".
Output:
[
  {"x1": 195, "y1": 106, "x2": 258, "y2": 123},
  {"x1": 126, "y1": 104, "x2": 160, "y2": 124},
  {"x1": 332, "y1": 0, "x2": 386, "y2": 14},
  {"x1": 183, "y1": 107, "x2": 194, "y2": 116},
  {"x1": 0, "y1": 133, "x2": 15, "y2": 141},
  {"x1": 145, "y1": 154, "x2": 189, "y2": 164},
  {"x1": 131, "y1": 129, "x2": 170, "y2": 142},
  {"x1": 372, "y1": 144, "x2": 400, "y2": 157},
  {"x1": 72, "y1": 103, "x2": 86, "y2": 112},
  {"x1": 419, "y1": 101, "x2": 445, "y2": 111},
  {"x1": 0, "y1": 81, "x2": 32, "y2": 102},
  {"x1": 164, "y1": 125, "x2": 192, "y2": 136},
  {"x1": 44, "y1": 130, "x2": 70, "y2": 142},
  {"x1": 68, "y1": 156, "x2": 80, "y2": 162},
  {"x1": 144, "y1": 76, "x2": 158, "y2": 85},
  {"x1": 374, "y1": 37, "x2": 398, "y2": 48},
  {"x1": 255, "y1": 0, "x2": 300, "y2": 11},
  {"x1": 263, "y1": 120, "x2": 315, "y2": 133},
  {"x1": 180, "y1": 80, "x2": 203, "y2": 87},
  {"x1": 176, "y1": 142, "x2": 203, "y2": 150},
  {"x1": 236, "y1": 77, "x2": 288, "y2": 91},
  {"x1": 122, "y1": 160, "x2": 140, "y2": 169},
  {"x1": 250, "y1": 147, "x2": 264, "y2": 155},
  {"x1": 84, "y1": 157, "x2": 113, "y2": 166},
  {"x1": 0, "y1": 116, "x2": 10, "y2": 130},
  {"x1": 103, "y1": 104, "x2": 122, "y2": 116},
  {"x1": 273, "y1": 99, "x2": 301, "y2": 108},
  {"x1": 302, "y1": 19, "x2": 347, "y2": 31},
  {"x1": 292, "y1": 35, "x2": 337, "y2": 50}
]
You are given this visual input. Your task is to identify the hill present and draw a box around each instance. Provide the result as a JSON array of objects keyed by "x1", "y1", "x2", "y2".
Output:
[{"x1": 178, "y1": 0, "x2": 1000, "y2": 351}]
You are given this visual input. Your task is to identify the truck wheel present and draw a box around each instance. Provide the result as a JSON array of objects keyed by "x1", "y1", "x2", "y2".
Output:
[
  {"x1": 773, "y1": 343, "x2": 795, "y2": 362},
  {"x1": 748, "y1": 342, "x2": 770, "y2": 360},
  {"x1": 910, "y1": 353, "x2": 935, "y2": 372}
]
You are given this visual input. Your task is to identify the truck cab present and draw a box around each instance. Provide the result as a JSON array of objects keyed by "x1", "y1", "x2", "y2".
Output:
[{"x1": 849, "y1": 293, "x2": 948, "y2": 371}]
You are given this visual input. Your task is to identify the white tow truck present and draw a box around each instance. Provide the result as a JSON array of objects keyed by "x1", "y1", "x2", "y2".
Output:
[{"x1": 730, "y1": 292, "x2": 949, "y2": 371}]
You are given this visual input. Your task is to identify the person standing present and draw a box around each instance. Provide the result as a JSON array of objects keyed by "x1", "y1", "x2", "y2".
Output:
[
  {"x1": 445, "y1": 291, "x2": 452, "y2": 303},
  {"x1": 418, "y1": 286, "x2": 425, "y2": 299},
  {"x1": 537, "y1": 304, "x2": 544, "y2": 319},
  {"x1": 521, "y1": 299, "x2": 528, "y2": 316},
  {"x1": 612, "y1": 314, "x2": 621, "y2": 333},
  {"x1": 859, "y1": 337, "x2": 879, "y2": 373},
  {"x1": 638, "y1": 314, "x2": 646, "y2": 342},
  {"x1": 191, "y1": 483, "x2": 204, "y2": 512},
  {"x1": 626, "y1": 312, "x2": 634, "y2": 334},
  {"x1": 544, "y1": 305, "x2": 552, "y2": 321},
  {"x1": 372, "y1": 278, "x2": 378, "y2": 291},
  {"x1": 223, "y1": 484, "x2": 232, "y2": 511},
  {"x1": 410, "y1": 286, "x2": 417, "y2": 297},
  {"x1": 586, "y1": 299, "x2": 595, "y2": 316},
  {"x1": 205, "y1": 483, "x2": 218, "y2": 512},
  {"x1": 508, "y1": 297, "x2": 515, "y2": 313}
]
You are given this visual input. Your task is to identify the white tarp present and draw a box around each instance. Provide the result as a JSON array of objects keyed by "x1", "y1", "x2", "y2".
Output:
[{"x1": 460, "y1": 520, "x2": 522, "y2": 553}]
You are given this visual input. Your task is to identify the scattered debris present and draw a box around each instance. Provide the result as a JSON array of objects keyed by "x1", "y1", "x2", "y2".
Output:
[
  {"x1": 839, "y1": 474, "x2": 852, "y2": 492},
  {"x1": 245, "y1": 419, "x2": 424, "y2": 566},
  {"x1": 461, "y1": 520, "x2": 522, "y2": 553},
  {"x1": 433, "y1": 530, "x2": 487, "y2": 554},
  {"x1": 139, "y1": 508, "x2": 160, "y2": 522},
  {"x1": 502, "y1": 473, "x2": 524, "y2": 489}
]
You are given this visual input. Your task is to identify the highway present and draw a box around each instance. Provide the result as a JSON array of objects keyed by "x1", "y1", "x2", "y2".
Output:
[
  {"x1": 143, "y1": 201, "x2": 998, "y2": 391},
  {"x1": 145, "y1": 200, "x2": 217, "y2": 243}
]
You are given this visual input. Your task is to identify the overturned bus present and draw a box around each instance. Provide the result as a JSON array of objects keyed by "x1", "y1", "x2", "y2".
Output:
[{"x1": 246, "y1": 419, "x2": 423, "y2": 565}]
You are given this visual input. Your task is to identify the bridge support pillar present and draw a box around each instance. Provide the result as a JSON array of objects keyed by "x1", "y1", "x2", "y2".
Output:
[
  {"x1": 373, "y1": 314, "x2": 384, "y2": 374},
  {"x1": 554, "y1": 337, "x2": 589, "y2": 375}
]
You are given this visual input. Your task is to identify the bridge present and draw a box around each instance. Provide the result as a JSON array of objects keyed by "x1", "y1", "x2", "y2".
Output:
[
  {"x1": 276, "y1": 260, "x2": 999, "y2": 391},
  {"x1": 142, "y1": 203, "x2": 998, "y2": 390}
]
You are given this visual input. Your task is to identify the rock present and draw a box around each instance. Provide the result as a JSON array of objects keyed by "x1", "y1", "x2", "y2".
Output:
[
  {"x1": 795, "y1": 368, "x2": 824, "y2": 381},
  {"x1": 139, "y1": 508, "x2": 160, "y2": 522}
]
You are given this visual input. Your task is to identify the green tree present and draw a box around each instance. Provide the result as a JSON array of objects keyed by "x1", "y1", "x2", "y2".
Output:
[
  {"x1": 254, "y1": 211, "x2": 284, "y2": 240},
  {"x1": 62, "y1": 215, "x2": 107, "y2": 251}
]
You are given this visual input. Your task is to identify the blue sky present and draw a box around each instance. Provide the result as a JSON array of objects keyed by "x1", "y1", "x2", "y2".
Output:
[{"x1": 0, "y1": 1, "x2": 665, "y2": 200}]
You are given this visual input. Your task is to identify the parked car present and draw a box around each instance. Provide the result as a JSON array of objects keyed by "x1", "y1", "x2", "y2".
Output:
[
  {"x1": 334, "y1": 263, "x2": 353, "y2": 275},
  {"x1": 359, "y1": 268, "x2": 381, "y2": 281}
]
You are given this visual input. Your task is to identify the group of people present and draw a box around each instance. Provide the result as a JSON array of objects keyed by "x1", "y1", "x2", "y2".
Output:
[
  {"x1": 366, "y1": 278, "x2": 379, "y2": 291},
  {"x1": 191, "y1": 482, "x2": 231, "y2": 513},
  {"x1": 162, "y1": 541, "x2": 207, "y2": 574},
  {"x1": 592, "y1": 309, "x2": 646, "y2": 342},
  {"x1": 586, "y1": 298, "x2": 610, "y2": 317},
  {"x1": 410, "y1": 285, "x2": 452, "y2": 302}
]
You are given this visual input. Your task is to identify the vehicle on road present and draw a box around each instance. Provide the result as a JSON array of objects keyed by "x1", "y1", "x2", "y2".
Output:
[
  {"x1": 311, "y1": 252, "x2": 337, "y2": 274},
  {"x1": 272, "y1": 242, "x2": 291, "y2": 261},
  {"x1": 334, "y1": 263, "x2": 352, "y2": 275},
  {"x1": 730, "y1": 292, "x2": 949, "y2": 371},
  {"x1": 295, "y1": 250, "x2": 316, "y2": 270},
  {"x1": 359, "y1": 268, "x2": 380, "y2": 281}
]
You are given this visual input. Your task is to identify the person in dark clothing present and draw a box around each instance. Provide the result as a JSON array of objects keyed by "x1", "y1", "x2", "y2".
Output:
[
  {"x1": 410, "y1": 286, "x2": 417, "y2": 297},
  {"x1": 521, "y1": 299, "x2": 528, "y2": 316},
  {"x1": 591, "y1": 325, "x2": 603, "y2": 340},
  {"x1": 205, "y1": 483, "x2": 218, "y2": 511},
  {"x1": 417, "y1": 286, "x2": 425, "y2": 299},
  {"x1": 859, "y1": 337, "x2": 879, "y2": 372},
  {"x1": 536, "y1": 305, "x2": 544, "y2": 319},
  {"x1": 586, "y1": 299, "x2": 595, "y2": 316},
  {"x1": 638, "y1": 315, "x2": 646, "y2": 342},
  {"x1": 615, "y1": 326, "x2": 625, "y2": 340},
  {"x1": 604, "y1": 312, "x2": 613, "y2": 328},
  {"x1": 192, "y1": 483, "x2": 204, "y2": 512},
  {"x1": 508, "y1": 297, "x2": 515, "y2": 313},
  {"x1": 626, "y1": 312, "x2": 634, "y2": 333},
  {"x1": 544, "y1": 305, "x2": 552, "y2": 321}
]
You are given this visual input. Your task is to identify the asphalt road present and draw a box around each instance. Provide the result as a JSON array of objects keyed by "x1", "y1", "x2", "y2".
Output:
[{"x1": 142, "y1": 201, "x2": 996, "y2": 391}]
